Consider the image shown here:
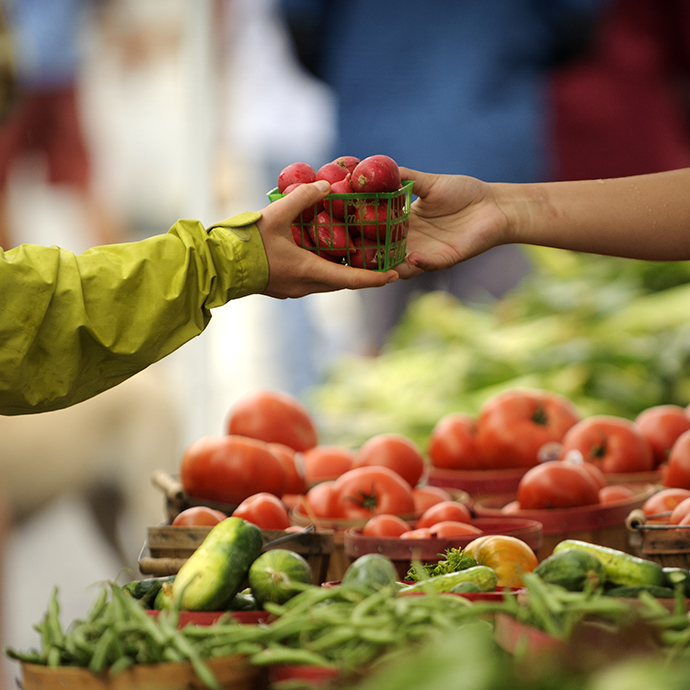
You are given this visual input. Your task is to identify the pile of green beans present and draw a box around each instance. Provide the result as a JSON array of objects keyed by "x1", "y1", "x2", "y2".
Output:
[{"x1": 5, "y1": 582, "x2": 503, "y2": 690}]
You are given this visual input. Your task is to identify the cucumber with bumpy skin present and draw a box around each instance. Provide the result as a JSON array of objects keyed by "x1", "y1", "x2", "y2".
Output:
[
  {"x1": 400, "y1": 565, "x2": 497, "y2": 594},
  {"x1": 552, "y1": 540, "x2": 665, "y2": 588},
  {"x1": 172, "y1": 517, "x2": 263, "y2": 611}
]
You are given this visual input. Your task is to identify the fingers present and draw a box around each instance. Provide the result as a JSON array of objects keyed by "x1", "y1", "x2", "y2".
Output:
[
  {"x1": 261, "y1": 180, "x2": 331, "y2": 226},
  {"x1": 305, "y1": 259, "x2": 399, "y2": 293},
  {"x1": 398, "y1": 167, "x2": 436, "y2": 199}
]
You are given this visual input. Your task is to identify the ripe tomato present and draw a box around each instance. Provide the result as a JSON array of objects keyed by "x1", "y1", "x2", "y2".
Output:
[
  {"x1": 662, "y1": 430, "x2": 690, "y2": 490},
  {"x1": 642, "y1": 487, "x2": 690, "y2": 516},
  {"x1": 416, "y1": 501, "x2": 472, "y2": 528},
  {"x1": 225, "y1": 389, "x2": 318, "y2": 452},
  {"x1": 669, "y1": 496, "x2": 690, "y2": 525},
  {"x1": 332, "y1": 466, "x2": 416, "y2": 520},
  {"x1": 412, "y1": 486, "x2": 452, "y2": 515},
  {"x1": 400, "y1": 528, "x2": 433, "y2": 539},
  {"x1": 300, "y1": 480, "x2": 341, "y2": 519},
  {"x1": 171, "y1": 506, "x2": 226, "y2": 527},
  {"x1": 232, "y1": 492, "x2": 291, "y2": 530},
  {"x1": 428, "y1": 521, "x2": 483, "y2": 538},
  {"x1": 427, "y1": 412, "x2": 482, "y2": 470},
  {"x1": 302, "y1": 445, "x2": 355, "y2": 484},
  {"x1": 562, "y1": 457, "x2": 607, "y2": 489},
  {"x1": 179, "y1": 435, "x2": 286, "y2": 505},
  {"x1": 635, "y1": 405, "x2": 690, "y2": 468},
  {"x1": 351, "y1": 433, "x2": 425, "y2": 488},
  {"x1": 268, "y1": 443, "x2": 307, "y2": 495},
  {"x1": 598, "y1": 485, "x2": 635, "y2": 504},
  {"x1": 559, "y1": 415, "x2": 654, "y2": 474},
  {"x1": 517, "y1": 460, "x2": 600, "y2": 510},
  {"x1": 476, "y1": 388, "x2": 580, "y2": 469},
  {"x1": 361, "y1": 514, "x2": 410, "y2": 538}
]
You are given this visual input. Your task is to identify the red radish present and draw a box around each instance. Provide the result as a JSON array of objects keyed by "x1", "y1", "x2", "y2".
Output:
[
  {"x1": 309, "y1": 211, "x2": 354, "y2": 257},
  {"x1": 354, "y1": 201, "x2": 389, "y2": 241},
  {"x1": 278, "y1": 162, "x2": 316, "y2": 193},
  {"x1": 316, "y1": 162, "x2": 349, "y2": 185},
  {"x1": 350, "y1": 154, "x2": 401, "y2": 193},
  {"x1": 291, "y1": 224, "x2": 315, "y2": 247},
  {"x1": 331, "y1": 155, "x2": 360, "y2": 174},
  {"x1": 283, "y1": 182, "x2": 322, "y2": 222},
  {"x1": 328, "y1": 176, "x2": 355, "y2": 219},
  {"x1": 349, "y1": 235, "x2": 383, "y2": 269}
]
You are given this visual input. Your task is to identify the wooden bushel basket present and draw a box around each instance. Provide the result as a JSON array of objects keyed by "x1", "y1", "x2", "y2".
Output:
[
  {"x1": 626, "y1": 508, "x2": 690, "y2": 569},
  {"x1": 19, "y1": 654, "x2": 265, "y2": 690}
]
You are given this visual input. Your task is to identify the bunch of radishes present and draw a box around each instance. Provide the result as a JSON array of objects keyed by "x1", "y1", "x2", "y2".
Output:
[{"x1": 276, "y1": 154, "x2": 407, "y2": 269}]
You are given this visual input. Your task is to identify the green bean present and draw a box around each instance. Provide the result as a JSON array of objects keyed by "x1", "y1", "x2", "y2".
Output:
[{"x1": 251, "y1": 645, "x2": 334, "y2": 667}]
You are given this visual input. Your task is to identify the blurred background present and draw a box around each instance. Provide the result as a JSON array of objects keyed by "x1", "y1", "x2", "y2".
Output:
[{"x1": 1, "y1": 0, "x2": 690, "y2": 687}]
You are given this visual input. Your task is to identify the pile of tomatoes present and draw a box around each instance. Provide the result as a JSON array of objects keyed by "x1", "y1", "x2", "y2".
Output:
[
  {"x1": 429, "y1": 388, "x2": 690, "y2": 487},
  {"x1": 172, "y1": 386, "x2": 690, "y2": 533}
]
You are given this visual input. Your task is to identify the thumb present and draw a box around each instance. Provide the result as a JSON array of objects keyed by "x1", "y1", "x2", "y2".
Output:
[{"x1": 264, "y1": 180, "x2": 331, "y2": 224}]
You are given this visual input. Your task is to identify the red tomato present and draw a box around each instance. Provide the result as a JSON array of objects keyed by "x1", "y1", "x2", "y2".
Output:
[
  {"x1": 662, "y1": 430, "x2": 690, "y2": 490},
  {"x1": 179, "y1": 435, "x2": 286, "y2": 505},
  {"x1": 559, "y1": 415, "x2": 654, "y2": 474},
  {"x1": 361, "y1": 514, "x2": 410, "y2": 538},
  {"x1": 642, "y1": 488, "x2": 690, "y2": 516},
  {"x1": 400, "y1": 528, "x2": 433, "y2": 539},
  {"x1": 225, "y1": 389, "x2": 318, "y2": 452},
  {"x1": 427, "y1": 413, "x2": 482, "y2": 470},
  {"x1": 352, "y1": 433, "x2": 425, "y2": 487},
  {"x1": 412, "y1": 486, "x2": 452, "y2": 515},
  {"x1": 332, "y1": 466, "x2": 416, "y2": 520},
  {"x1": 598, "y1": 485, "x2": 635, "y2": 504},
  {"x1": 416, "y1": 501, "x2": 472, "y2": 528},
  {"x1": 268, "y1": 443, "x2": 307, "y2": 495},
  {"x1": 302, "y1": 445, "x2": 355, "y2": 484},
  {"x1": 562, "y1": 458, "x2": 607, "y2": 489},
  {"x1": 232, "y1": 492, "x2": 291, "y2": 530},
  {"x1": 300, "y1": 481, "x2": 341, "y2": 519},
  {"x1": 171, "y1": 506, "x2": 226, "y2": 527},
  {"x1": 517, "y1": 460, "x2": 601, "y2": 510},
  {"x1": 635, "y1": 405, "x2": 690, "y2": 468},
  {"x1": 428, "y1": 521, "x2": 483, "y2": 538},
  {"x1": 669, "y1": 496, "x2": 690, "y2": 525},
  {"x1": 476, "y1": 388, "x2": 580, "y2": 469}
]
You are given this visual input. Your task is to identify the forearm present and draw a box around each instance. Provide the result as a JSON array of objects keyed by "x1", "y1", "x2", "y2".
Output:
[{"x1": 496, "y1": 168, "x2": 690, "y2": 261}]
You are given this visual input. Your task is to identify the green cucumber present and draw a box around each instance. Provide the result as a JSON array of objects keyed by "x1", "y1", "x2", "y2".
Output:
[
  {"x1": 552, "y1": 540, "x2": 665, "y2": 588},
  {"x1": 604, "y1": 585, "x2": 677, "y2": 599},
  {"x1": 400, "y1": 565, "x2": 497, "y2": 594},
  {"x1": 172, "y1": 517, "x2": 263, "y2": 611},
  {"x1": 342, "y1": 554, "x2": 399, "y2": 592},
  {"x1": 534, "y1": 548, "x2": 606, "y2": 591}
]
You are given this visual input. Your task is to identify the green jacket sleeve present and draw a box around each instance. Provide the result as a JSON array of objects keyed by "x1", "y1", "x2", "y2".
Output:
[{"x1": 0, "y1": 212, "x2": 269, "y2": 415}]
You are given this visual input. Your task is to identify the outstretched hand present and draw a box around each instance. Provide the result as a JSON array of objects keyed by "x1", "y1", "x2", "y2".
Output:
[
  {"x1": 395, "y1": 167, "x2": 510, "y2": 279},
  {"x1": 257, "y1": 180, "x2": 399, "y2": 299}
]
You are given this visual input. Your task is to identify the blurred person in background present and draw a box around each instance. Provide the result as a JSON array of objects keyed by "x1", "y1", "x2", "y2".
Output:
[
  {"x1": 0, "y1": 0, "x2": 126, "y2": 250},
  {"x1": 279, "y1": 0, "x2": 606, "y2": 354},
  {"x1": 551, "y1": 0, "x2": 690, "y2": 181}
]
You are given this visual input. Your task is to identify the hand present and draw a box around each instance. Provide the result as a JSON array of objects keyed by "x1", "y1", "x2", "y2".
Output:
[
  {"x1": 257, "y1": 180, "x2": 399, "y2": 298},
  {"x1": 395, "y1": 167, "x2": 510, "y2": 279}
]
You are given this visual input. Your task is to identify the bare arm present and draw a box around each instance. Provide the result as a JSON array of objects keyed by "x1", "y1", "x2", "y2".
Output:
[{"x1": 397, "y1": 167, "x2": 690, "y2": 277}]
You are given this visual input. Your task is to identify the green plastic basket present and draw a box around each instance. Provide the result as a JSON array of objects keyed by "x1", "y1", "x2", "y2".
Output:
[{"x1": 267, "y1": 179, "x2": 413, "y2": 272}]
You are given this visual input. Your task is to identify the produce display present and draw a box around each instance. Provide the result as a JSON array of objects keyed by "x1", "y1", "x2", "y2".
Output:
[
  {"x1": 11, "y1": 538, "x2": 690, "y2": 690},
  {"x1": 270, "y1": 154, "x2": 411, "y2": 271}
]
